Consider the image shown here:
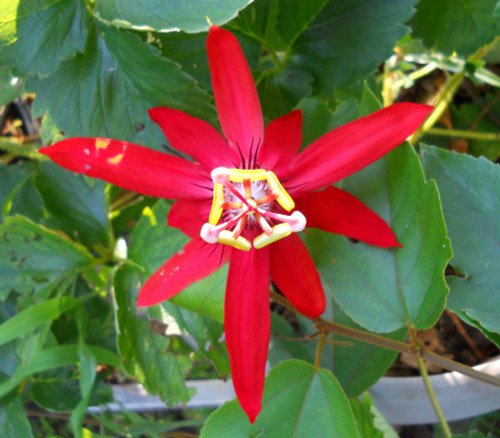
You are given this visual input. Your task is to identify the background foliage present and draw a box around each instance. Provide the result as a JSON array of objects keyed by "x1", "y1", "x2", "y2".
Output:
[{"x1": 1, "y1": 0, "x2": 500, "y2": 436}]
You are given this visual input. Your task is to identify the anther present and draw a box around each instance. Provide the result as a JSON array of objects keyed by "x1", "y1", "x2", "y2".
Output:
[
  {"x1": 209, "y1": 184, "x2": 224, "y2": 224},
  {"x1": 218, "y1": 230, "x2": 252, "y2": 251},
  {"x1": 266, "y1": 171, "x2": 295, "y2": 211},
  {"x1": 253, "y1": 223, "x2": 293, "y2": 249}
]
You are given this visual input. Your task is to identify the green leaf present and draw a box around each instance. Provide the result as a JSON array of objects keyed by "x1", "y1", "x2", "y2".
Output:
[
  {"x1": 31, "y1": 367, "x2": 111, "y2": 412},
  {"x1": 0, "y1": 0, "x2": 89, "y2": 76},
  {"x1": 0, "y1": 163, "x2": 44, "y2": 223},
  {"x1": 453, "y1": 433, "x2": 494, "y2": 438},
  {"x1": 295, "y1": 96, "x2": 334, "y2": 147},
  {"x1": 129, "y1": 200, "x2": 226, "y2": 322},
  {"x1": 0, "y1": 68, "x2": 24, "y2": 107},
  {"x1": 258, "y1": 65, "x2": 313, "y2": 120},
  {"x1": 34, "y1": 162, "x2": 110, "y2": 248},
  {"x1": 449, "y1": 100, "x2": 500, "y2": 161},
  {"x1": 94, "y1": 0, "x2": 252, "y2": 33},
  {"x1": 421, "y1": 146, "x2": 500, "y2": 340},
  {"x1": 154, "y1": 301, "x2": 229, "y2": 376},
  {"x1": 201, "y1": 359, "x2": 360, "y2": 437},
  {"x1": 157, "y1": 301, "x2": 224, "y2": 352},
  {"x1": 351, "y1": 393, "x2": 398, "y2": 438},
  {"x1": 71, "y1": 305, "x2": 98, "y2": 438},
  {"x1": 0, "y1": 216, "x2": 94, "y2": 299},
  {"x1": 129, "y1": 201, "x2": 188, "y2": 273},
  {"x1": 0, "y1": 395, "x2": 33, "y2": 438},
  {"x1": 113, "y1": 265, "x2": 193, "y2": 405},
  {"x1": 289, "y1": 0, "x2": 417, "y2": 93},
  {"x1": 276, "y1": 0, "x2": 328, "y2": 47},
  {"x1": 0, "y1": 344, "x2": 120, "y2": 398},
  {"x1": 0, "y1": 297, "x2": 77, "y2": 346},
  {"x1": 269, "y1": 290, "x2": 406, "y2": 398},
  {"x1": 305, "y1": 144, "x2": 452, "y2": 333},
  {"x1": 411, "y1": 0, "x2": 498, "y2": 56},
  {"x1": 29, "y1": 24, "x2": 212, "y2": 148},
  {"x1": 94, "y1": 413, "x2": 202, "y2": 437},
  {"x1": 152, "y1": 31, "x2": 213, "y2": 91},
  {"x1": 99, "y1": 24, "x2": 214, "y2": 120}
]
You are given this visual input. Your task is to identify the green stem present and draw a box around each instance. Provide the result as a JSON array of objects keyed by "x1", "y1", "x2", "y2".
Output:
[
  {"x1": 409, "y1": 71, "x2": 464, "y2": 145},
  {"x1": 0, "y1": 137, "x2": 47, "y2": 160},
  {"x1": 314, "y1": 332, "x2": 327, "y2": 371},
  {"x1": 426, "y1": 127, "x2": 500, "y2": 141},
  {"x1": 409, "y1": 36, "x2": 500, "y2": 145},
  {"x1": 416, "y1": 355, "x2": 452, "y2": 438},
  {"x1": 110, "y1": 191, "x2": 142, "y2": 211}
]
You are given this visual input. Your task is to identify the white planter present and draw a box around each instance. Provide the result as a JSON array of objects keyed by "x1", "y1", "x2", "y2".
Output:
[
  {"x1": 368, "y1": 357, "x2": 500, "y2": 425},
  {"x1": 89, "y1": 358, "x2": 500, "y2": 425}
]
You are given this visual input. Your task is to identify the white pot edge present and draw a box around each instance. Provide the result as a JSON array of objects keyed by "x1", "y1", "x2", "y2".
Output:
[
  {"x1": 368, "y1": 356, "x2": 500, "y2": 425},
  {"x1": 89, "y1": 357, "x2": 500, "y2": 426}
]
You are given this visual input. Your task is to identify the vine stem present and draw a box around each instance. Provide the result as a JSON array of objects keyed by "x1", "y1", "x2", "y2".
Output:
[
  {"x1": 426, "y1": 127, "x2": 500, "y2": 141},
  {"x1": 0, "y1": 137, "x2": 47, "y2": 161},
  {"x1": 416, "y1": 355, "x2": 452, "y2": 438},
  {"x1": 269, "y1": 291, "x2": 500, "y2": 388},
  {"x1": 314, "y1": 332, "x2": 327, "y2": 371},
  {"x1": 408, "y1": 36, "x2": 500, "y2": 145}
]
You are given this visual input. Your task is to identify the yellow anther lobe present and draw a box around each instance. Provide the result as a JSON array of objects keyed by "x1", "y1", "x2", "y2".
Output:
[
  {"x1": 228, "y1": 168, "x2": 267, "y2": 182},
  {"x1": 209, "y1": 184, "x2": 224, "y2": 224},
  {"x1": 266, "y1": 171, "x2": 294, "y2": 211},
  {"x1": 218, "y1": 230, "x2": 251, "y2": 251},
  {"x1": 253, "y1": 223, "x2": 292, "y2": 249}
]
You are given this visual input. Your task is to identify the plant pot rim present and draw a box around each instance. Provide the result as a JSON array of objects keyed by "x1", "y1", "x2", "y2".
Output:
[
  {"x1": 368, "y1": 355, "x2": 500, "y2": 425},
  {"x1": 89, "y1": 357, "x2": 500, "y2": 426}
]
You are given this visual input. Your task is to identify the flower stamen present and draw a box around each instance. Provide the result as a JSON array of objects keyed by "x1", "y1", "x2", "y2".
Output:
[{"x1": 201, "y1": 167, "x2": 306, "y2": 250}]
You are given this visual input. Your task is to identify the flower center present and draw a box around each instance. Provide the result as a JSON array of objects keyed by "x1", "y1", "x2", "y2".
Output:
[{"x1": 200, "y1": 167, "x2": 306, "y2": 251}]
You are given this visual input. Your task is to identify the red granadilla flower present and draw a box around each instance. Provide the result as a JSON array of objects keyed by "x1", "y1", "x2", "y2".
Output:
[{"x1": 39, "y1": 25, "x2": 432, "y2": 422}]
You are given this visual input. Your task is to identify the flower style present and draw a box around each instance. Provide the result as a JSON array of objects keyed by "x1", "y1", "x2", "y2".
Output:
[{"x1": 39, "y1": 26, "x2": 432, "y2": 422}]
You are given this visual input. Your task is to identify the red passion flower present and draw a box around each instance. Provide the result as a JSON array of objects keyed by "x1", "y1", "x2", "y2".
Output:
[{"x1": 39, "y1": 25, "x2": 432, "y2": 422}]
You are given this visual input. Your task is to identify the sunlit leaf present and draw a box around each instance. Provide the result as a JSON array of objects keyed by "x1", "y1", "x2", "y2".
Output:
[
  {"x1": 201, "y1": 360, "x2": 360, "y2": 438},
  {"x1": 421, "y1": 145, "x2": 500, "y2": 342},
  {"x1": 0, "y1": 0, "x2": 89, "y2": 76},
  {"x1": 94, "y1": 0, "x2": 252, "y2": 33},
  {"x1": 411, "y1": 0, "x2": 499, "y2": 56},
  {"x1": 305, "y1": 144, "x2": 452, "y2": 333},
  {"x1": 0, "y1": 216, "x2": 94, "y2": 299}
]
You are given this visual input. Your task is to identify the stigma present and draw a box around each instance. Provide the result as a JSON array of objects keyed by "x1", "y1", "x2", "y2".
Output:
[{"x1": 200, "y1": 167, "x2": 306, "y2": 251}]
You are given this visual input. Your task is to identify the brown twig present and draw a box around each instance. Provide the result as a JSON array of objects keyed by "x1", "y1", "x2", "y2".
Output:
[{"x1": 269, "y1": 291, "x2": 500, "y2": 388}]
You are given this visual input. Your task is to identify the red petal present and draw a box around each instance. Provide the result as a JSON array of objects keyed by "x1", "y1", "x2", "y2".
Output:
[
  {"x1": 285, "y1": 103, "x2": 433, "y2": 195},
  {"x1": 295, "y1": 186, "x2": 401, "y2": 248},
  {"x1": 271, "y1": 234, "x2": 326, "y2": 318},
  {"x1": 225, "y1": 246, "x2": 270, "y2": 423},
  {"x1": 39, "y1": 138, "x2": 212, "y2": 200},
  {"x1": 137, "y1": 238, "x2": 230, "y2": 307},
  {"x1": 167, "y1": 199, "x2": 211, "y2": 238},
  {"x1": 207, "y1": 26, "x2": 263, "y2": 166},
  {"x1": 258, "y1": 110, "x2": 303, "y2": 176},
  {"x1": 148, "y1": 107, "x2": 238, "y2": 171}
]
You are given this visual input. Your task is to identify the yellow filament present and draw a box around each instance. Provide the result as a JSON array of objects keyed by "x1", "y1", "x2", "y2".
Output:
[
  {"x1": 218, "y1": 230, "x2": 251, "y2": 251},
  {"x1": 209, "y1": 184, "x2": 224, "y2": 224},
  {"x1": 266, "y1": 171, "x2": 295, "y2": 211},
  {"x1": 253, "y1": 223, "x2": 292, "y2": 249}
]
